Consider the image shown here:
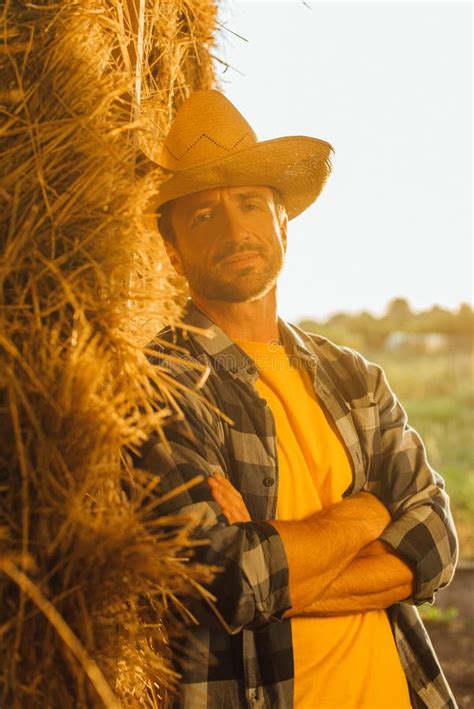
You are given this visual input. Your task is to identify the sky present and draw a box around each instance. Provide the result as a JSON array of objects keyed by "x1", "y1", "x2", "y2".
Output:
[{"x1": 214, "y1": 1, "x2": 472, "y2": 322}]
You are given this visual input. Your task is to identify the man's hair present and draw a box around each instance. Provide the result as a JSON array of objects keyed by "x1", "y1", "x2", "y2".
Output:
[{"x1": 157, "y1": 187, "x2": 287, "y2": 247}]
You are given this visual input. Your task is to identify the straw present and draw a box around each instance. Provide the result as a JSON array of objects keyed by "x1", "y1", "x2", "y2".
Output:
[{"x1": 0, "y1": 0, "x2": 223, "y2": 704}]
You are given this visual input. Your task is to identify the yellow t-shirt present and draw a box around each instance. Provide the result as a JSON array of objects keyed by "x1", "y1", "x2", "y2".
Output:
[{"x1": 234, "y1": 338, "x2": 411, "y2": 709}]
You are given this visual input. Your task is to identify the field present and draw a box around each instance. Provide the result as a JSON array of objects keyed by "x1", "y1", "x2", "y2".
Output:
[{"x1": 353, "y1": 347, "x2": 473, "y2": 559}]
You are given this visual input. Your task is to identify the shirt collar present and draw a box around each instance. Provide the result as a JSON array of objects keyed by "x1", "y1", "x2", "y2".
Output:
[{"x1": 180, "y1": 298, "x2": 319, "y2": 382}]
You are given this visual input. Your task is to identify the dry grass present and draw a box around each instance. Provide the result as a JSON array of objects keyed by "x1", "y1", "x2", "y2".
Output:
[{"x1": 0, "y1": 0, "x2": 220, "y2": 705}]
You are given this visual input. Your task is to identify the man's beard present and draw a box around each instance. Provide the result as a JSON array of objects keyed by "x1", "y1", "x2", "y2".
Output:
[{"x1": 179, "y1": 244, "x2": 284, "y2": 303}]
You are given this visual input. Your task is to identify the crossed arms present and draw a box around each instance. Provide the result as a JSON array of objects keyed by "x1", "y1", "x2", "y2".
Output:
[
  {"x1": 138, "y1": 348, "x2": 458, "y2": 632},
  {"x1": 208, "y1": 473, "x2": 414, "y2": 617}
]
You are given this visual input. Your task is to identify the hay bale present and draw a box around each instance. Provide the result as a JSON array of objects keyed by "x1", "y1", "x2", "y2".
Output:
[{"x1": 0, "y1": 0, "x2": 219, "y2": 705}]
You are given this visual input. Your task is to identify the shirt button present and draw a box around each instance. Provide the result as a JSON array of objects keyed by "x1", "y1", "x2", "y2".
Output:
[
  {"x1": 257, "y1": 397, "x2": 267, "y2": 407},
  {"x1": 247, "y1": 365, "x2": 257, "y2": 375},
  {"x1": 263, "y1": 477, "x2": 275, "y2": 487}
]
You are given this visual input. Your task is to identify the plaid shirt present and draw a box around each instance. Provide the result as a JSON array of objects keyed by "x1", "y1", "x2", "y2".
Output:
[{"x1": 139, "y1": 299, "x2": 458, "y2": 709}]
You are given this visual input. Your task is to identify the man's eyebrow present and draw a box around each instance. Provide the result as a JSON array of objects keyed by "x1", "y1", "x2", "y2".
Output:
[
  {"x1": 186, "y1": 200, "x2": 217, "y2": 217},
  {"x1": 237, "y1": 192, "x2": 267, "y2": 201}
]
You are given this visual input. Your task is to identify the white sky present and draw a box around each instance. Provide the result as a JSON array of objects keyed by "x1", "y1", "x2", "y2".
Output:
[{"x1": 214, "y1": 1, "x2": 472, "y2": 322}]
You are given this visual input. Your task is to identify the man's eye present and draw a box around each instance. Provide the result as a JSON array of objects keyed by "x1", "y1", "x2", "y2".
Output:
[
  {"x1": 243, "y1": 203, "x2": 259, "y2": 211},
  {"x1": 193, "y1": 212, "x2": 212, "y2": 226}
]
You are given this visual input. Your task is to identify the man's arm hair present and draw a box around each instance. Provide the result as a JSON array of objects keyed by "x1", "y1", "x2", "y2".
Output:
[
  {"x1": 269, "y1": 492, "x2": 391, "y2": 615},
  {"x1": 294, "y1": 540, "x2": 414, "y2": 616}
]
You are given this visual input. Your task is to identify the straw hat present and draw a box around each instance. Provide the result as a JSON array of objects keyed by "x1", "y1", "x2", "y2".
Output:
[{"x1": 152, "y1": 90, "x2": 334, "y2": 220}]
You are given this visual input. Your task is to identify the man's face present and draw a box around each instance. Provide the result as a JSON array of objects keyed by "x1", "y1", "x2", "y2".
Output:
[{"x1": 164, "y1": 185, "x2": 288, "y2": 303}]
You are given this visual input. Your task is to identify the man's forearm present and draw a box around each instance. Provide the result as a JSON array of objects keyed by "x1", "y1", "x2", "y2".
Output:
[
  {"x1": 269, "y1": 492, "x2": 391, "y2": 614},
  {"x1": 286, "y1": 540, "x2": 415, "y2": 617}
]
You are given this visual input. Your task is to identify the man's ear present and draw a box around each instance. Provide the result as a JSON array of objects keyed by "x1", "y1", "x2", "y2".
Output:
[{"x1": 163, "y1": 241, "x2": 185, "y2": 277}]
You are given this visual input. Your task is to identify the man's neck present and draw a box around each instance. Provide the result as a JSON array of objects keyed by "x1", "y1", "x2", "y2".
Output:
[{"x1": 190, "y1": 288, "x2": 280, "y2": 343}]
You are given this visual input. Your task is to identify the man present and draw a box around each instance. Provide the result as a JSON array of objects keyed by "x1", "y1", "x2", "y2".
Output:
[{"x1": 138, "y1": 90, "x2": 458, "y2": 708}]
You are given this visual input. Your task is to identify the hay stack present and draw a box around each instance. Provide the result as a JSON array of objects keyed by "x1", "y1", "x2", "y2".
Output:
[{"x1": 0, "y1": 0, "x2": 219, "y2": 705}]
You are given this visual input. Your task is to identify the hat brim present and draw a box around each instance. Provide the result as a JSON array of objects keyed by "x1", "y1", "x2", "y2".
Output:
[{"x1": 152, "y1": 135, "x2": 334, "y2": 221}]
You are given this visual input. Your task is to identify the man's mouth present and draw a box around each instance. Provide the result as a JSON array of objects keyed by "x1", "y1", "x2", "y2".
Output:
[{"x1": 219, "y1": 251, "x2": 261, "y2": 266}]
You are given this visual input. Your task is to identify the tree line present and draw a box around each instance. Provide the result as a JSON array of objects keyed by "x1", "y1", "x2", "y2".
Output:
[{"x1": 298, "y1": 299, "x2": 473, "y2": 351}]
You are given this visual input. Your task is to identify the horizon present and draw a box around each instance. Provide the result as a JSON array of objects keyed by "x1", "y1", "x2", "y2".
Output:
[{"x1": 294, "y1": 297, "x2": 472, "y2": 324}]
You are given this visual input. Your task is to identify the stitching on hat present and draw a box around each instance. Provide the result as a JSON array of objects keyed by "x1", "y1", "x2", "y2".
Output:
[{"x1": 165, "y1": 131, "x2": 253, "y2": 162}]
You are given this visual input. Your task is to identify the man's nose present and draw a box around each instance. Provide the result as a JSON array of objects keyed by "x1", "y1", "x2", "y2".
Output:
[{"x1": 219, "y1": 204, "x2": 250, "y2": 243}]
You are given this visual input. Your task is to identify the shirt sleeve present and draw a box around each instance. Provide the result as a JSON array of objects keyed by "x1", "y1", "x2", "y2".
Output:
[
  {"x1": 363, "y1": 358, "x2": 459, "y2": 605},
  {"x1": 134, "y1": 383, "x2": 291, "y2": 634}
]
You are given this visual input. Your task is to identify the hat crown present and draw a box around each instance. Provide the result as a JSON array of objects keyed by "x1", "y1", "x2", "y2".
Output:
[{"x1": 160, "y1": 90, "x2": 257, "y2": 171}]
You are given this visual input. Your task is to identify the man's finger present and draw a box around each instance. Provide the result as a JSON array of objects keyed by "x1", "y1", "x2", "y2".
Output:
[
  {"x1": 209, "y1": 483, "x2": 240, "y2": 510},
  {"x1": 211, "y1": 484, "x2": 245, "y2": 511},
  {"x1": 210, "y1": 475, "x2": 245, "y2": 502},
  {"x1": 207, "y1": 480, "x2": 251, "y2": 523}
]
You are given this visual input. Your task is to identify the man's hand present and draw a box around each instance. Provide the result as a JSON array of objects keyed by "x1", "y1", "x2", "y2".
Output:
[{"x1": 207, "y1": 471, "x2": 251, "y2": 523}]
